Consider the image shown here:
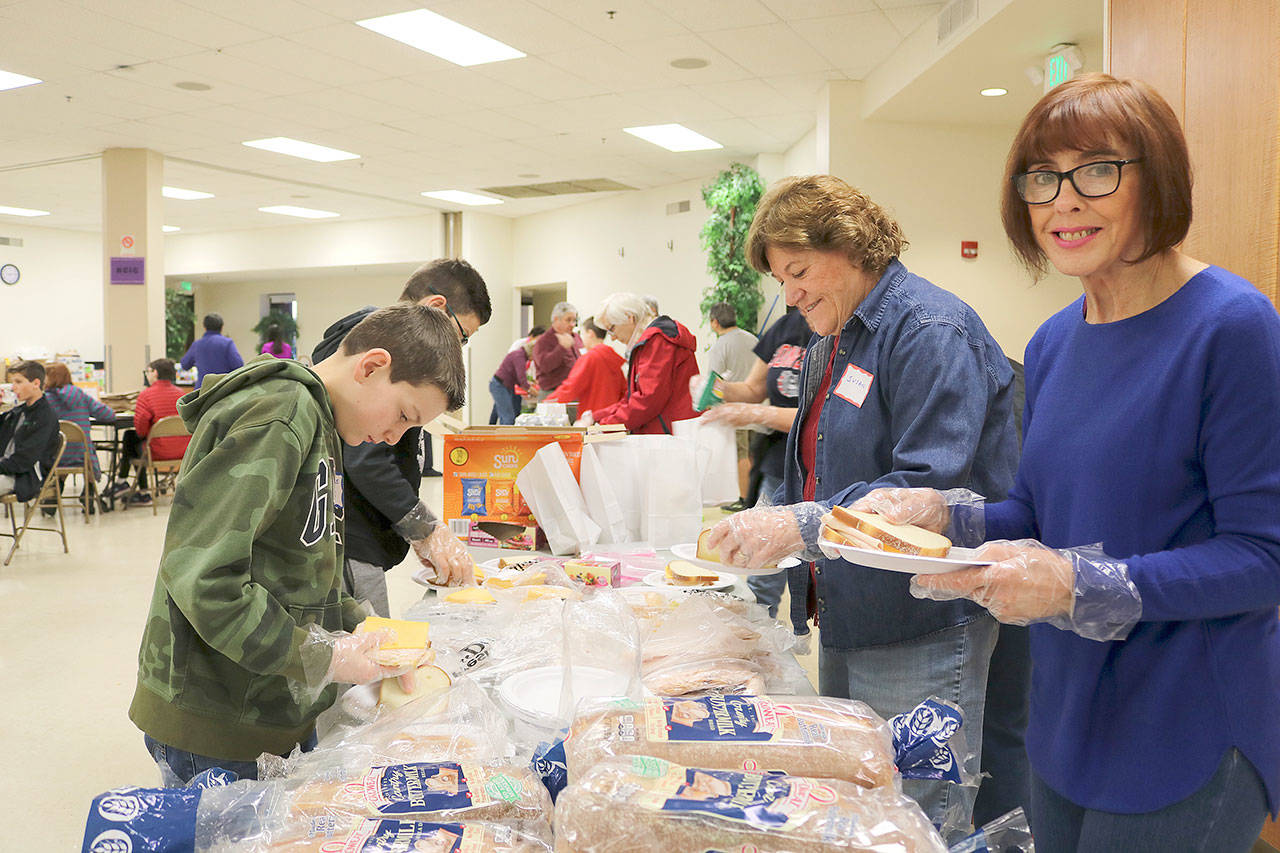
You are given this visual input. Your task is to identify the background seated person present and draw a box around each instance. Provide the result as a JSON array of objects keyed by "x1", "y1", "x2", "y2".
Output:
[
  {"x1": 110, "y1": 359, "x2": 191, "y2": 506},
  {"x1": 43, "y1": 361, "x2": 115, "y2": 484},
  {"x1": 545, "y1": 315, "x2": 626, "y2": 416},
  {"x1": 0, "y1": 361, "x2": 60, "y2": 501}
]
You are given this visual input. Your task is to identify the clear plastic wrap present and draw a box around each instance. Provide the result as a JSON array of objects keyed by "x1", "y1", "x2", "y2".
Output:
[
  {"x1": 911, "y1": 540, "x2": 1141, "y2": 642},
  {"x1": 84, "y1": 768, "x2": 236, "y2": 853},
  {"x1": 948, "y1": 807, "x2": 1035, "y2": 853},
  {"x1": 563, "y1": 694, "x2": 899, "y2": 791},
  {"x1": 194, "y1": 759, "x2": 552, "y2": 852},
  {"x1": 199, "y1": 816, "x2": 550, "y2": 853},
  {"x1": 291, "y1": 624, "x2": 418, "y2": 707},
  {"x1": 641, "y1": 656, "x2": 767, "y2": 696},
  {"x1": 703, "y1": 502, "x2": 826, "y2": 571},
  {"x1": 852, "y1": 487, "x2": 988, "y2": 548},
  {"x1": 553, "y1": 755, "x2": 947, "y2": 853}
]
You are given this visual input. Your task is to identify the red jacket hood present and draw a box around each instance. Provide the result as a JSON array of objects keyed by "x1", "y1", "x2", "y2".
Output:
[{"x1": 636, "y1": 315, "x2": 696, "y2": 352}]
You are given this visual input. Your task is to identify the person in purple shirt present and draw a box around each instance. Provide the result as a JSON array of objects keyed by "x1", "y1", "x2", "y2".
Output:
[
  {"x1": 859, "y1": 74, "x2": 1280, "y2": 851},
  {"x1": 489, "y1": 326, "x2": 543, "y2": 425},
  {"x1": 180, "y1": 313, "x2": 244, "y2": 381}
]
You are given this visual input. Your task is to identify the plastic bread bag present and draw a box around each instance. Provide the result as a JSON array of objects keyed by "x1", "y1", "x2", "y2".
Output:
[
  {"x1": 193, "y1": 759, "x2": 552, "y2": 852},
  {"x1": 641, "y1": 655, "x2": 768, "y2": 697},
  {"x1": 198, "y1": 816, "x2": 551, "y2": 853},
  {"x1": 948, "y1": 807, "x2": 1035, "y2": 853},
  {"x1": 83, "y1": 768, "x2": 237, "y2": 853},
  {"x1": 552, "y1": 755, "x2": 947, "y2": 853},
  {"x1": 267, "y1": 679, "x2": 515, "y2": 781},
  {"x1": 562, "y1": 694, "x2": 899, "y2": 791}
]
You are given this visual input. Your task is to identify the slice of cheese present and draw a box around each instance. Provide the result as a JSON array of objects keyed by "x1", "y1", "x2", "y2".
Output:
[
  {"x1": 484, "y1": 570, "x2": 546, "y2": 590},
  {"x1": 354, "y1": 617, "x2": 430, "y2": 651},
  {"x1": 665, "y1": 559, "x2": 718, "y2": 586},
  {"x1": 378, "y1": 664, "x2": 452, "y2": 710},
  {"x1": 444, "y1": 586, "x2": 497, "y2": 605}
]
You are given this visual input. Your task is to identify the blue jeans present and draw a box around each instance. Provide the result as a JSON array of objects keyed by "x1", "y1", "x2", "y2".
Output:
[
  {"x1": 819, "y1": 615, "x2": 998, "y2": 837},
  {"x1": 1029, "y1": 748, "x2": 1267, "y2": 852},
  {"x1": 489, "y1": 376, "x2": 520, "y2": 425},
  {"x1": 746, "y1": 475, "x2": 789, "y2": 619},
  {"x1": 144, "y1": 731, "x2": 317, "y2": 786}
]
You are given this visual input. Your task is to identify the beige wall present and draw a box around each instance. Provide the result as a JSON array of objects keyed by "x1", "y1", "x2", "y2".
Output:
[{"x1": 0, "y1": 223, "x2": 102, "y2": 359}]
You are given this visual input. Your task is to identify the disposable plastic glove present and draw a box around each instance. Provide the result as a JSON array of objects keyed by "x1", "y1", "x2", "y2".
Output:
[
  {"x1": 851, "y1": 487, "x2": 987, "y2": 547},
  {"x1": 411, "y1": 521, "x2": 474, "y2": 587},
  {"x1": 575, "y1": 411, "x2": 595, "y2": 427},
  {"x1": 910, "y1": 540, "x2": 1141, "y2": 642},
  {"x1": 702, "y1": 402, "x2": 770, "y2": 428},
  {"x1": 703, "y1": 503, "x2": 825, "y2": 571},
  {"x1": 326, "y1": 629, "x2": 419, "y2": 692}
]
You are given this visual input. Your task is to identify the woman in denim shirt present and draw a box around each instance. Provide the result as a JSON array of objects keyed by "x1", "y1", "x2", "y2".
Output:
[{"x1": 705, "y1": 175, "x2": 1019, "y2": 832}]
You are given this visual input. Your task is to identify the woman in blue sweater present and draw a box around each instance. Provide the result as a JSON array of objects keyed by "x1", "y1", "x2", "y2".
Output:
[{"x1": 859, "y1": 74, "x2": 1280, "y2": 850}]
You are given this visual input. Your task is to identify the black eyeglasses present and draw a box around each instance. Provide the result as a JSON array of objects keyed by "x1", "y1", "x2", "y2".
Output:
[
  {"x1": 428, "y1": 288, "x2": 469, "y2": 344},
  {"x1": 1013, "y1": 158, "x2": 1143, "y2": 204}
]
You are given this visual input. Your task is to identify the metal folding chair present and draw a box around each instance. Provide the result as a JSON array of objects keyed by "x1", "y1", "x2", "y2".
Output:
[
  {"x1": 0, "y1": 432, "x2": 69, "y2": 565},
  {"x1": 54, "y1": 420, "x2": 97, "y2": 523}
]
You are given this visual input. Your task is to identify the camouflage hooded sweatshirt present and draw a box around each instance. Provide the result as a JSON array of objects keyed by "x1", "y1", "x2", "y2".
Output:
[{"x1": 129, "y1": 355, "x2": 365, "y2": 761}]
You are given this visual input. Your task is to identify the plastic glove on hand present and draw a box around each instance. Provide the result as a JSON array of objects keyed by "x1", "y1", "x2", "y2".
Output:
[
  {"x1": 327, "y1": 630, "x2": 412, "y2": 685},
  {"x1": 412, "y1": 522, "x2": 474, "y2": 587},
  {"x1": 702, "y1": 402, "x2": 768, "y2": 428},
  {"x1": 575, "y1": 411, "x2": 595, "y2": 427},
  {"x1": 851, "y1": 487, "x2": 949, "y2": 534},
  {"x1": 910, "y1": 539, "x2": 1074, "y2": 625},
  {"x1": 704, "y1": 507, "x2": 804, "y2": 572}
]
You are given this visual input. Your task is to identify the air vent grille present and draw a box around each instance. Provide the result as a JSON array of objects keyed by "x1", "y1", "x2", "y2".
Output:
[
  {"x1": 937, "y1": 0, "x2": 978, "y2": 44},
  {"x1": 666, "y1": 200, "x2": 691, "y2": 215},
  {"x1": 0, "y1": 236, "x2": 23, "y2": 247},
  {"x1": 481, "y1": 177, "x2": 635, "y2": 199}
]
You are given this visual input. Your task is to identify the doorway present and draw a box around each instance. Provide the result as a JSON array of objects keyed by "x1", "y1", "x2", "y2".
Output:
[{"x1": 515, "y1": 282, "x2": 567, "y2": 341}]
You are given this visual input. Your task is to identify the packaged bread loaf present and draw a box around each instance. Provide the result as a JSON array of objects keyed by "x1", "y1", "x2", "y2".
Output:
[
  {"x1": 564, "y1": 694, "x2": 897, "y2": 790},
  {"x1": 553, "y1": 755, "x2": 946, "y2": 853},
  {"x1": 202, "y1": 816, "x2": 551, "y2": 853}
]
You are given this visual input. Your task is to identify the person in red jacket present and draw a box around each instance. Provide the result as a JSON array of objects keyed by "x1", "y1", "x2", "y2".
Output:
[
  {"x1": 111, "y1": 358, "x2": 192, "y2": 505},
  {"x1": 581, "y1": 293, "x2": 697, "y2": 434},
  {"x1": 546, "y1": 315, "x2": 626, "y2": 417}
]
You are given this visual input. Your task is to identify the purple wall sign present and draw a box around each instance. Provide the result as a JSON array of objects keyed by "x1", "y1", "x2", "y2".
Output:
[{"x1": 110, "y1": 256, "x2": 145, "y2": 284}]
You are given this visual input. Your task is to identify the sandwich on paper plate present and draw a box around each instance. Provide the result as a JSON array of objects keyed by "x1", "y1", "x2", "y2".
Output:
[{"x1": 821, "y1": 505, "x2": 952, "y2": 557}]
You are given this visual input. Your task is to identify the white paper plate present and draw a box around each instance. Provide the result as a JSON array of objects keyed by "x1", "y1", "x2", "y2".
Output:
[
  {"x1": 668, "y1": 542, "x2": 796, "y2": 576},
  {"x1": 643, "y1": 569, "x2": 736, "y2": 591},
  {"x1": 818, "y1": 539, "x2": 992, "y2": 574}
]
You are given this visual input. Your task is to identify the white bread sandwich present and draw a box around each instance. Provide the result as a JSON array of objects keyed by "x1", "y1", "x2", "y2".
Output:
[
  {"x1": 822, "y1": 505, "x2": 951, "y2": 558},
  {"x1": 665, "y1": 559, "x2": 719, "y2": 586}
]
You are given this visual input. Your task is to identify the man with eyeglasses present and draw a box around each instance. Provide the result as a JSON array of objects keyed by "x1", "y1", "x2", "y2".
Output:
[
  {"x1": 312, "y1": 258, "x2": 492, "y2": 616},
  {"x1": 532, "y1": 301, "x2": 582, "y2": 396}
]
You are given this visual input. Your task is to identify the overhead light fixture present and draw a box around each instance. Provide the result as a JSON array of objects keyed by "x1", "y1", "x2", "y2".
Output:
[
  {"x1": 421, "y1": 190, "x2": 503, "y2": 206},
  {"x1": 670, "y1": 57, "x2": 709, "y2": 70},
  {"x1": 162, "y1": 186, "x2": 214, "y2": 200},
  {"x1": 0, "y1": 205, "x2": 50, "y2": 217},
  {"x1": 258, "y1": 205, "x2": 340, "y2": 219},
  {"x1": 623, "y1": 123, "x2": 722, "y2": 152},
  {"x1": 162, "y1": 225, "x2": 181, "y2": 233},
  {"x1": 980, "y1": 87, "x2": 1008, "y2": 97},
  {"x1": 243, "y1": 137, "x2": 360, "y2": 162},
  {"x1": 0, "y1": 69, "x2": 42, "y2": 92},
  {"x1": 356, "y1": 9, "x2": 525, "y2": 67}
]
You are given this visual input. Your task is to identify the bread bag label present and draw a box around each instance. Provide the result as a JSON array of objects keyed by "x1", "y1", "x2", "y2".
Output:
[
  {"x1": 643, "y1": 695, "x2": 830, "y2": 746},
  {"x1": 348, "y1": 762, "x2": 498, "y2": 816},
  {"x1": 629, "y1": 758, "x2": 839, "y2": 833},
  {"x1": 328, "y1": 819, "x2": 491, "y2": 852}
]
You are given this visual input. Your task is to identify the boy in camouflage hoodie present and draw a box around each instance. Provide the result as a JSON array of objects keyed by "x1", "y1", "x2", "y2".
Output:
[{"x1": 130, "y1": 304, "x2": 466, "y2": 783}]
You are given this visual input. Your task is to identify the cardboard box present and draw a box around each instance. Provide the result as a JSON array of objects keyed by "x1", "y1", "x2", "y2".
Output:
[
  {"x1": 564, "y1": 558, "x2": 622, "y2": 588},
  {"x1": 443, "y1": 429, "x2": 586, "y2": 531}
]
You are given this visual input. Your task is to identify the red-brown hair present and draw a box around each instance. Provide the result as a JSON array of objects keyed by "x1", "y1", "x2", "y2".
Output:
[{"x1": 1001, "y1": 73, "x2": 1193, "y2": 277}]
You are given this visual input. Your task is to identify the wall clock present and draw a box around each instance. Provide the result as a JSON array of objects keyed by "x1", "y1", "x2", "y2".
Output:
[{"x1": 0, "y1": 263, "x2": 18, "y2": 285}]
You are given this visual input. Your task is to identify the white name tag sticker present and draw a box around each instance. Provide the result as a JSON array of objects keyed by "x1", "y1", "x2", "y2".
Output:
[{"x1": 833, "y1": 364, "x2": 874, "y2": 408}]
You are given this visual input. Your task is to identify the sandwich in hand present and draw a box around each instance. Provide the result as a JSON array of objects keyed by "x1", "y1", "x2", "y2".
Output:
[{"x1": 821, "y1": 505, "x2": 951, "y2": 558}]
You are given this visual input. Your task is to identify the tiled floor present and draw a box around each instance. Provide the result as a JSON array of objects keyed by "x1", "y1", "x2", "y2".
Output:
[{"x1": 5, "y1": 479, "x2": 818, "y2": 849}]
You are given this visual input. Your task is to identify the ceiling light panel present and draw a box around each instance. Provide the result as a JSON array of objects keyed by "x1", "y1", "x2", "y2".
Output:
[
  {"x1": 0, "y1": 205, "x2": 50, "y2": 217},
  {"x1": 356, "y1": 9, "x2": 526, "y2": 67},
  {"x1": 421, "y1": 190, "x2": 503, "y2": 206},
  {"x1": 258, "y1": 205, "x2": 340, "y2": 219},
  {"x1": 242, "y1": 137, "x2": 360, "y2": 162},
  {"x1": 162, "y1": 225, "x2": 181, "y2": 232},
  {"x1": 0, "y1": 69, "x2": 42, "y2": 92},
  {"x1": 623, "y1": 123, "x2": 723, "y2": 152},
  {"x1": 162, "y1": 186, "x2": 214, "y2": 200}
]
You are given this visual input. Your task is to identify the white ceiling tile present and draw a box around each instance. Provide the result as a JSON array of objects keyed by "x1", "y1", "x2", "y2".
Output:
[
  {"x1": 289, "y1": 88, "x2": 410, "y2": 124},
  {"x1": 530, "y1": 0, "x2": 685, "y2": 43},
  {"x1": 164, "y1": 51, "x2": 325, "y2": 96},
  {"x1": 81, "y1": 0, "x2": 266, "y2": 48},
  {"x1": 611, "y1": 87, "x2": 734, "y2": 126},
  {"x1": 237, "y1": 96, "x2": 365, "y2": 131},
  {"x1": 882, "y1": 3, "x2": 941, "y2": 37},
  {"x1": 445, "y1": 110, "x2": 547, "y2": 140},
  {"x1": 541, "y1": 44, "x2": 667, "y2": 93},
  {"x1": 220, "y1": 38, "x2": 391, "y2": 88},
  {"x1": 761, "y1": 0, "x2": 878, "y2": 18},
  {"x1": 767, "y1": 71, "x2": 844, "y2": 105},
  {"x1": 876, "y1": 0, "x2": 942, "y2": 8},
  {"x1": 497, "y1": 100, "x2": 598, "y2": 134},
  {"x1": 645, "y1": 0, "x2": 779, "y2": 32},
  {"x1": 1, "y1": 0, "x2": 206, "y2": 62},
  {"x1": 402, "y1": 68, "x2": 543, "y2": 111},
  {"x1": 746, "y1": 112, "x2": 817, "y2": 147},
  {"x1": 340, "y1": 77, "x2": 448, "y2": 112},
  {"x1": 178, "y1": 0, "x2": 344, "y2": 35},
  {"x1": 289, "y1": 0, "x2": 421, "y2": 18},
  {"x1": 789, "y1": 12, "x2": 901, "y2": 78},
  {"x1": 700, "y1": 23, "x2": 835, "y2": 76},
  {"x1": 695, "y1": 78, "x2": 797, "y2": 117},
  {"x1": 475, "y1": 57, "x2": 607, "y2": 100},
  {"x1": 430, "y1": 0, "x2": 602, "y2": 55},
  {"x1": 618, "y1": 34, "x2": 755, "y2": 85}
]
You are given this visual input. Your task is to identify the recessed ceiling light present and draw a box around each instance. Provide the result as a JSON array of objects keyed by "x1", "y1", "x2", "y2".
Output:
[
  {"x1": 623, "y1": 123, "x2": 722, "y2": 152},
  {"x1": 243, "y1": 137, "x2": 360, "y2": 163},
  {"x1": 162, "y1": 186, "x2": 214, "y2": 200},
  {"x1": 162, "y1": 225, "x2": 181, "y2": 233},
  {"x1": 258, "y1": 205, "x2": 340, "y2": 219},
  {"x1": 421, "y1": 190, "x2": 503, "y2": 206},
  {"x1": 0, "y1": 205, "x2": 50, "y2": 217},
  {"x1": 517, "y1": 173, "x2": 539, "y2": 179},
  {"x1": 0, "y1": 69, "x2": 42, "y2": 92},
  {"x1": 356, "y1": 9, "x2": 525, "y2": 67},
  {"x1": 174, "y1": 81, "x2": 212, "y2": 91},
  {"x1": 670, "y1": 57, "x2": 709, "y2": 70},
  {"x1": 980, "y1": 87, "x2": 1008, "y2": 97}
]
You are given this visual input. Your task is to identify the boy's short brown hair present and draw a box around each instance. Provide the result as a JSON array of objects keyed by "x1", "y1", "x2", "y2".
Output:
[
  {"x1": 399, "y1": 258, "x2": 492, "y2": 324},
  {"x1": 8, "y1": 359, "x2": 45, "y2": 387},
  {"x1": 341, "y1": 303, "x2": 466, "y2": 411},
  {"x1": 1001, "y1": 73, "x2": 1192, "y2": 276},
  {"x1": 149, "y1": 358, "x2": 177, "y2": 382}
]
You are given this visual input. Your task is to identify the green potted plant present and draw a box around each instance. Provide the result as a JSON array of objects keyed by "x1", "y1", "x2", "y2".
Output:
[{"x1": 699, "y1": 162, "x2": 766, "y2": 331}]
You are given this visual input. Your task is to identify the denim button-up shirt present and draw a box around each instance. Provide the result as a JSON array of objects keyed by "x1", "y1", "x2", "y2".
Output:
[{"x1": 779, "y1": 259, "x2": 1018, "y2": 649}]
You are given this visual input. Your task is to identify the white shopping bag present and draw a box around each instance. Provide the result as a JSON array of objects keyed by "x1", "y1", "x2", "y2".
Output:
[
  {"x1": 515, "y1": 442, "x2": 601, "y2": 555},
  {"x1": 637, "y1": 434, "x2": 703, "y2": 548},
  {"x1": 579, "y1": 444, "x2": 630, "y2": 544},
  {"x1": 591, "y1": 437, "x2": 648, "y2": 542},
  {"x1": 673, "y1": 416, "x2": 739, "y2": 506}
]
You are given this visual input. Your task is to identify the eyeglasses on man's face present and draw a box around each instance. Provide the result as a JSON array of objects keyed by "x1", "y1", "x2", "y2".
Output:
[
  {"x1": 1013, "y1": 158, "x2": 1143, "y2": 204},
  {"x1": 427, "y1": 287, "x2": 469, "y2": 344}
]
